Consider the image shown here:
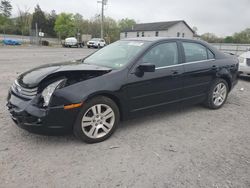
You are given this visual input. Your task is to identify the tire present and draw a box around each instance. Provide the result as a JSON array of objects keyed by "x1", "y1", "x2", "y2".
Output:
[
  {"x1": 73, "y1": 96, "x2": 120, "y2": 143},
  {"x1": 204, "y1": 78, "x2": 229, "y2": 109}
]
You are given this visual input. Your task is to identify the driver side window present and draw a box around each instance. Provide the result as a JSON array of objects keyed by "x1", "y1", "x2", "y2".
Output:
[{"x1": 142, "y1": 42, "x2": 178, "y2": 68}]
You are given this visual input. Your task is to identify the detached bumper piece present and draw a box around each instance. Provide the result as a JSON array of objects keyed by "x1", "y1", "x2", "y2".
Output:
[{"x1": 7, "y1": 92, "x2": 80, "y2": 135}]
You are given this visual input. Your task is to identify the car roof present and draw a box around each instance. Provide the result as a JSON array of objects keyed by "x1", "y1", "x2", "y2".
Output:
[
  {"x1": 239, "y1": 51, "x2": 250, "y2": 58},
  {"x1": 121, "y1": 37, "x2": 227, "y2": 59},
  {"x1": 121, "y1": 37, "x2": 200, "y2": 42}
]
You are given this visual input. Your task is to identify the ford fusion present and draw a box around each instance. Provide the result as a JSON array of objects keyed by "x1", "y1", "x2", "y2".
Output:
[{"x1": 7, "y1": 38, "x2": 238, "y2": 143}]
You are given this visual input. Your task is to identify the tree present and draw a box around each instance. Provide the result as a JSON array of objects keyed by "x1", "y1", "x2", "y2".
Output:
[
  {"x1": 31, "y1": 5, "x2": 47, "y2": 32},
  {"x1": 45, "y1": 10, "x2": 57, "y2": 37},
  {"x1": 0, "y1": 0, "x2": 12, "y2": 17},
  {"x1": 201, "y1": 33, "x2": 223, "y2": 43},
  {"x1": 224, "y1": 36, "x2": 234, "y2": 43},
  {"x1": 104, "y1": 17, "x2": 120, "y2": 43},
  {"x1": 16, "y1": 6, "x2": 32, "y2": 36},
  {"x1": 232, "y1": 28, "x2": 250, "y2": 44},
  {"x1": 118, "y1": 18, "x2": 136, "y2": 31},
  {"x1": 88, "y1": 15, "x2": 102, "y2": 38},
  {"x1": 54, "y1": 13, "x2": 75, "y2": 39}
]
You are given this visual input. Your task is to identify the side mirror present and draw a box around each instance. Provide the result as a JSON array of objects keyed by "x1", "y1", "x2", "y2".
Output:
[{"x1": 135, "y1": 63, "x2": 155, "y2": 77}]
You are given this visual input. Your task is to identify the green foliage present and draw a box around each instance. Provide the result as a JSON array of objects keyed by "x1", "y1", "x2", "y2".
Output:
[
  {"x1": 45, "y1": 10, "x2": 57, "y2": 37},
  {"x1": 104, "y1": 17, "x2": 120, "y2": 43},
  {"x1": 118, "y1": 18, "x2": 136, "y2": 31},
  {"x1": 0, "y1": 13, "x2": 12, "y2": 33},
  {"x1": 202, "y1": 28, "x2": 250, "y2": 44},
  {"x1": 224, "y1": 36, "x2": 234, "y2": 43},
  {"x1": 201, "y1": 33, "x2": 224, "y2": 43},
  {"x1": 0, "y1": 0, "x2": 12, "y2": 17},
  {"x1": 54, "y1": 13, "x2": 75, "y2": 39},
  {"x1": 232, "y1": 28, "x2": 250, "y2": 44}
]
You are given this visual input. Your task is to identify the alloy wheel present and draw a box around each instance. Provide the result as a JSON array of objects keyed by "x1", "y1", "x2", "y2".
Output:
[
  {"x1": 81, "y1": 104, "x2": 115, "y2": 139},
  {"x1": 212, "y1": 83, "x2": 227, "y2": 107}
]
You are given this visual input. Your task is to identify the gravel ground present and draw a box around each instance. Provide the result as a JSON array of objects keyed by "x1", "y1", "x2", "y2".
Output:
[{"x1": 0, "y1": 46, "x2": 249, "y2": 188}]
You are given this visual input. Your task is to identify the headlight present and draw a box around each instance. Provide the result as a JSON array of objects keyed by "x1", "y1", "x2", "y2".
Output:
[
  {"x1": 41, "y1": 79, "x2": 66, "y2": 107},
  {"x1": 239, "y1": 57, "x2": 245, "y2": 64}
]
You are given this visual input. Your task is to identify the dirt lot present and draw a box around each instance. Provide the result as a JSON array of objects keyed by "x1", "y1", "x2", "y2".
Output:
[{"x1": 0, "y1": 46, "x2": 249, "y2": 188}]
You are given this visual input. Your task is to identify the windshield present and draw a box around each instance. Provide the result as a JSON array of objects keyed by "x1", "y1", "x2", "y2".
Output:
[
  {"x1": 91, "y1": 38, "x2": 101, "y2": 41},
  {"x1": 84, "y1": 40, "x2": 150, "y2": 69}
]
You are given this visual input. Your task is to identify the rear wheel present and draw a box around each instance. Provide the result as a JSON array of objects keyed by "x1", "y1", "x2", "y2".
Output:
[
  {"x1": 73, "y1": 96, "x2": 120, "y2": 143},
  {"x1": 204, "y1": 78, "x2": 229, "y2": 109}
]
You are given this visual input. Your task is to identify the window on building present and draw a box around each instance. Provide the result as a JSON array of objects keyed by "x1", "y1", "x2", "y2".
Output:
[
  {"x1": 183, "y1": 42, "x2": 208, "y2": 62},
  {"x1": 142, "y1": 42, "x2": 178, "y2": 68},
  {"x1": 155, "y1": 31, "x2": 159, "y2": 37},
  {"x1": 142, "y1": 32, "x2": 145, "y2": 37},
  {"x1": 137, "y1": 32, "x2": 139, "y2": 37},
  {"x1": 125, "y1": 32, "x2": 127, "y2": 38},
  {"x1": 182, "y1": 33, "x2": 185, "y2": 38},
  {"x1": 177, "y1": 32, "x2": 180, "y2": 37}
]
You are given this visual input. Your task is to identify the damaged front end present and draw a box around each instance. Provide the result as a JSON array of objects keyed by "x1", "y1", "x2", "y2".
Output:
[{"x1": 7, "y1": 66, "x2": 111, "y2": 135}]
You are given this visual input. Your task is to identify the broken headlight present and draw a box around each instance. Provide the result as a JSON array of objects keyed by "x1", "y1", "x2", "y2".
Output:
[{"x1": 41, "y1": 79, "x2": 66, "y2": 107}]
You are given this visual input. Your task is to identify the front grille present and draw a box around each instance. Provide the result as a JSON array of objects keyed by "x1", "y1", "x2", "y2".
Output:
[
  {"x1": 246, "y1": 58, "x2": 250, "y2": 66},
  {"x1": 11, "y1": 80, "x2": 37, "y2": 99}
]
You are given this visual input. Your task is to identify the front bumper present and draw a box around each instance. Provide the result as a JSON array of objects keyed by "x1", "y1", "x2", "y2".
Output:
[
  {"x1": 87, "y1": 43, "x2": 98, "y2": 47},
  {"x1": 239, "y1": 66, "x2": 250, "y2": 76},
  {"x1": 7, "y1": 91, "x2": 80, "y2": 135}
]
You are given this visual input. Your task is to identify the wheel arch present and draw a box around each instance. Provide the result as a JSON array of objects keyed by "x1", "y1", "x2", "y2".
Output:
[
  {"x1": 216, "y1": 68, "x2": 233, "y2": 91},
  {"x1": 84, "y1": 92, "x2": 124, "y2": 120},
  {"x1": 219, "y1": 76, "x2": 232, "y2": 91}
]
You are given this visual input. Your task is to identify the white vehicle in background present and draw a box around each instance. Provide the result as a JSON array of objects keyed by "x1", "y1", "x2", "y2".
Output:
[
  {"x1": 63, "y1": 37, "x2": 84, "y2": 48},
  {"x1": 87, "y1": 38, "x2": 106, "y2": 48},
  {"x1": 238, "y1": 49, "x2": 250, "y2": 77}
]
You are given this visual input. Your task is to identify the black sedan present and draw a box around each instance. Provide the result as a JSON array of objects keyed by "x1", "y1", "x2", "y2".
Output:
[{"x1": 7, "y1": 38, "x2": 239, "y2": 143}]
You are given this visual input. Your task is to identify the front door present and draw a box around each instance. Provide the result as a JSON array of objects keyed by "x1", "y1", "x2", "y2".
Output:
[{"x1": 125, "y1": 41, "x2": 184, "y2": 114}]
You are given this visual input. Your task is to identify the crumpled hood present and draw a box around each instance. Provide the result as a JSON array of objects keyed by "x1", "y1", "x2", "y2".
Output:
[{"x1": 17, "y1": 60, "x2": 111, "y2": 88}]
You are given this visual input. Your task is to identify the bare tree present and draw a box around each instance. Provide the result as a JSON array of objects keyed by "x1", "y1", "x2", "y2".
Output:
[{"x1": 16, "y1": 6, "x2": 31, "y2": 36}]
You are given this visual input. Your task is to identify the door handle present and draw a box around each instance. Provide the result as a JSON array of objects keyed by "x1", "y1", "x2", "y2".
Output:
[{"x1": 171, "y1": 69, "x2": 179, "y2": 76}]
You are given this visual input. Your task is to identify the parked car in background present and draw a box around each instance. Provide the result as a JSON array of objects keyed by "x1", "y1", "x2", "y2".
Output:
[
  {"x1": 87, "y1": 38, "x2": 106, "y2": 48},
  {"x1": 7, "y1": 38, "x2": 238, "y2": 143},
  {"x1": 2, "y1": 39, "x2": 21, "y2": 45},
  {"x1": 63, "y1": 37, "x2": 84, "y2": 48},
  {"x1": 238, "y1": 50, "x2": 250, "y2": 77}
]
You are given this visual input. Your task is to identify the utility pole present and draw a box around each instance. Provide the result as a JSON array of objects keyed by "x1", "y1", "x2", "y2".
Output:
[
  {"x1": 97, "y1": 0, "x2": 107, "y2": 39},
  {"x1": 35, "y1": 22, "x2": 39, "y2": 45}
]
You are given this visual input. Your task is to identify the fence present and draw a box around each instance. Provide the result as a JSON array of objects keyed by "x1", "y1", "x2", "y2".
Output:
[
  {"x1": 0, "y1": 34, "x2": 61, "y2": 45},
  {"x1": 211, "y1": 43, "x2": 250, "y2": 56}
]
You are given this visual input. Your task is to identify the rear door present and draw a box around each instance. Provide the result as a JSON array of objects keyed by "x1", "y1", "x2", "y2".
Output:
[
  {"x1": 181, "y1": 42, "x2": 217, "y2": 105},
  {"x1": 126, "y1": 41, "x2": 184, "y2": 114}
]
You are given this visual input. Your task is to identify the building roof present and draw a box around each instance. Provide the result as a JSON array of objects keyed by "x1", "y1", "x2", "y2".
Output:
[{"x1": 122, "y1": 20, "x2": 194, "y2": 34}]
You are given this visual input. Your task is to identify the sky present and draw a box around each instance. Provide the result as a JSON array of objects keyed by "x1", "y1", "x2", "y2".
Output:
[{"x1": 10, "y1": 0, "x2": 250, "y2": 37}]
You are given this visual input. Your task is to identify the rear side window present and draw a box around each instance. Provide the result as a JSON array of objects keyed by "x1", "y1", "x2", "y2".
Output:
[
  {"x1": 183, "y1": 42, "x2": 208, "y2": 62},
  {"x1": 142, "y1": 42, "x2": 178, "y2": 68}
]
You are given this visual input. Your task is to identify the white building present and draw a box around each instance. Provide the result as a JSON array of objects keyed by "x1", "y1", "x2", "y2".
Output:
[{"x1": 120, "y1": 20, "x2": 196, "y2": 39}]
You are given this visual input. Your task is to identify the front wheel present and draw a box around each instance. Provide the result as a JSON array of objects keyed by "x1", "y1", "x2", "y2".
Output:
[
  {"x1": 204, "y1": 79, "x2": 229, "y2": 109},
  {"x1": 73, "y1": 96, "x2": 120, "y2": 143}
]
